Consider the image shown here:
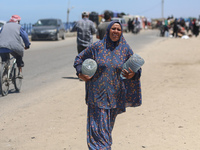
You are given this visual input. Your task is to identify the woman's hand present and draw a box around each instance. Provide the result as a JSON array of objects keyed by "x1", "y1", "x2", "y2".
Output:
[
  {"x1": 78, "y1": 73, "x2": 92, "y2": 81},
  {"x1": 121, "y1": 67, "x2": 135, "y2": 79}
]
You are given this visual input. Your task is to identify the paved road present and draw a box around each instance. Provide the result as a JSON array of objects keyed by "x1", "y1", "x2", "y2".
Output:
[{"x1": 0, "y1": 29, "x2": 162, "y2": 117}]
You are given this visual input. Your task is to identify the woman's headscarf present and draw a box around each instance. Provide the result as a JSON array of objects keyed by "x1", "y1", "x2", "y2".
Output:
[
  {"x1": 101, "y1": 20, "x2": 131, "y2": 54},
  {"x1": 103, "y1": 21, "x2": 123, "y2": 45},
  {"x1": 105, "y1": 20, "x2": 123, "y2": 41}
]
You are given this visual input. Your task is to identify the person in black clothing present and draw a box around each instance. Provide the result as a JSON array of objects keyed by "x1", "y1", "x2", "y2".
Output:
[
  {"x1": 173, "y1": 18, "x2": 178, "y2": 38},
  {"x1": 192, "y1": 19, "x2": 199, "y2": 37},
  {"x1": 128, "y1": 18, "x2": 133, "y2": 32}
]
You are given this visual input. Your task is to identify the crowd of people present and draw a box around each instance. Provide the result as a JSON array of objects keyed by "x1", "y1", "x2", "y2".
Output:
[
  {"x1": 158, "y1": 16, "x2": 200, "y2": 38},
  {"x1": 127, "y1": 17, "x2": 142, "y2": 34}
]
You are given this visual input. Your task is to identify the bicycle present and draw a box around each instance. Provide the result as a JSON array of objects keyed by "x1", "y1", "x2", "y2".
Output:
[{"x1": 0, "y1": 53, "x2": 22, "y2": 96}]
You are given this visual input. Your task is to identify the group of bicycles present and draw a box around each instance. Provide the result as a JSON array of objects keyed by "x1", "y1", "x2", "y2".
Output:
[{"x1": 0, "y1": 54, "x2": 22, "y2": 96}]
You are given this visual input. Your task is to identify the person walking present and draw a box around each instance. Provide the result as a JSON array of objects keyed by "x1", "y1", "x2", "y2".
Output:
[
  {"x1": 96, "y1": 10, "x2": 111, "y2": 40},
  {"x1": 192, "y1": 18, "x2": 199, "y2": 37},
  {"x1": 173, "y1": 18, "x2": 179, "y2": 38},
  {"x1": 73, "y1": 21, "x2": 142, "y2": 150},
  {"x1": 185, "y1": 19, "x2": 190, "y2": 34},
  {"x1": 128, "y1": 18, "x2": 133, "y2": 32},
  {"x1": 132, "y1": 17, "x2": 140, "y2": 34},
  {"x1": 0, "y1": 15, "x2": 30, "y2": 78},
  {"x1": 71, "y1": 11, "x2": 96, "y2": 54}
]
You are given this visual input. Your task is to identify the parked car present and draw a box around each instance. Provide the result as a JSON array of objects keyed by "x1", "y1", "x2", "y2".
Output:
[
  {"x1": 0, "y1": 20, "x2": 6, "y2": 30},
  {"x1": 31, "y1": 18, "x2": 66, "y2": 41},
  {"x1": 111, "y1": 18, "x2": 128, "y2": 32}
]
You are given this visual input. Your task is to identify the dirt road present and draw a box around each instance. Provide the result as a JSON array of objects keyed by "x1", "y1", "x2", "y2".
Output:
[{"x1": 0, "y1": 35, "x2": 200, "y2": 150}]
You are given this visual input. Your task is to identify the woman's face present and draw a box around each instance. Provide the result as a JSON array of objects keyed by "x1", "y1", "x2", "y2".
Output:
[{"x1": 109, "y1": 23, "x2": 122, "y2": 42}]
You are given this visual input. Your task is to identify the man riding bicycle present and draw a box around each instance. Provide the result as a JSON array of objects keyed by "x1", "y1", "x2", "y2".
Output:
[{"x1": 0, "y1": 15, "x2": 30, "y2": 78}]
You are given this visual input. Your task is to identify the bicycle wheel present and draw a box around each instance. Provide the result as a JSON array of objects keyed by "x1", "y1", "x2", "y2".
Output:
[
  {"x1": 0, "y1": 63, "x2": 9, "y2": 96},
  {"x1": 13, "y1": 64, "x2": 22, "y2": 92}
]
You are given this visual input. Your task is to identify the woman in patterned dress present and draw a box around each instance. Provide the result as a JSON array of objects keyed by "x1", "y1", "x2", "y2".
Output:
[{"x1": 74, "y1": 21, "x2": 142, "y2": 150}]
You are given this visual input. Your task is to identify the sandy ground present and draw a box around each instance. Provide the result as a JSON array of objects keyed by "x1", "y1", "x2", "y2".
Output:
[{"x1": 0, "y1": 34, "x2": 200, "y2": 150}]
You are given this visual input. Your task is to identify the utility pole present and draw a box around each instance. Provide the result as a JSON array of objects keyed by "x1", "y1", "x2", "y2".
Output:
[
  {"x1": 67, "y1": 0, "x2": 74, "y2": 31},
  {"x1": 162, "y1": 0, "x2": 164, "y2": 19},
  {"x1": 67, "y1": 0, "x2": 70, "y2": 26}
]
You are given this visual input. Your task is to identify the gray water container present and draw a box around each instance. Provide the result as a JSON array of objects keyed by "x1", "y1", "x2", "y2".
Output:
[
  {"x1": 81, "y1": 58, "x2": 97, "y2": 77},
  {"x1": 123, "y1": 53, "x2": 145, "y2": 72},
  {"x1": 120, "y1": 53, "x2": 144, "y2": 79}
]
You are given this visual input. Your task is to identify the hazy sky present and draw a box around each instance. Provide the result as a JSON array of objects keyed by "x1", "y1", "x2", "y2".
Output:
[{"x1": 1, "y1": 0, "x2": 200, "y2": 24}]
